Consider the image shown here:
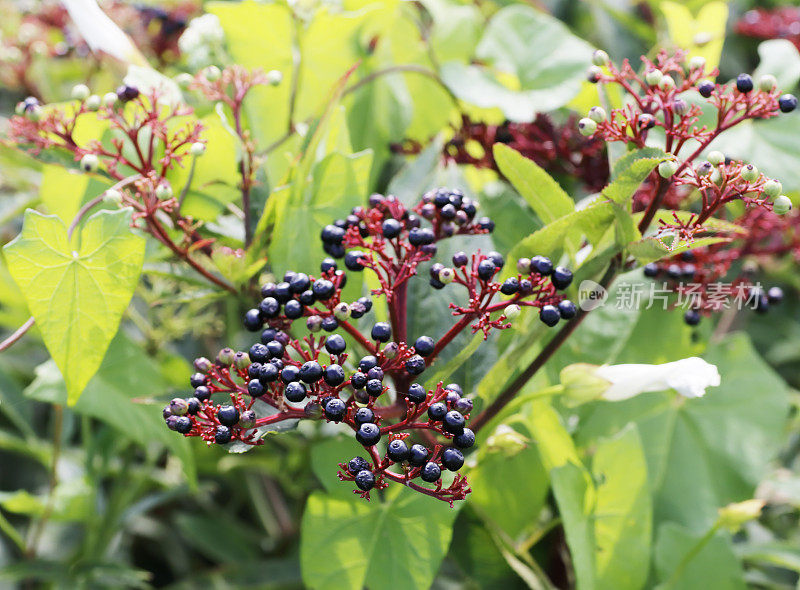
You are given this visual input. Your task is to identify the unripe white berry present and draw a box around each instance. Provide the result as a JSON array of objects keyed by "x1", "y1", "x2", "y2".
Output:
[
  {"x1": 266, "y1": 70, "x2": 283, "y2": 85},
  {"x1": 333, "y1": 302, "x2": 350, "y2": 320},
  {"x1": 190, "y1": 142, "x2": 206, "y2": 156},
  {"x1": 438, "y1": 267, "x2": 455, "y2": 284},
  {"x1": 103, "y1": 189, "x2": 122, "y2": 205},
  {"x1": 80, "y1": 154, "x2": 99, "y2": 173},
  {"x1": 203, "y1": 65, "x2": 222, "y2": 81},
  {"x1": 740, "y1": 164, "x2": 759, "y2": 183},
  {"x1": 658, "y1": 160, "x2": 679, "y2": 178},
  {"x1": 672, "y1": 98, "x2": 689, "y2": 117},
  {"x1": 175, "y1": 73, "x2": 194, "y2": 88},
  {"x1": 763, "y1": 179, "x2": 782, "y2": 198},
  {"x1": 758, "y1": 74, "x2": 777, "y2": 92},
  {"x1": 71, "y1": 84, "x2": 90, "y2": 101},
  {"x1": 577, "y1": 117, "x2": 597, "y2": 136},
  {"x1": 588, "y1": 106, "x2": 606, "y2": 123},
  {"x1": 505, "y1": 304, "x2": 521, "y2": 319},
  {"x1": 773, "y1": 195, "x2": 792, "y2": 215},
  {"x1": 696, "y1": 161, "x2": 713, "y2": 177},
  {"x1": 689, "y1": 56, "x2": 706, "y2": 71},
  {"x1": 645, "y1": 69, "x2": 663, "y2": 86},
  {"x1": 85, "y1": 95, "x2": 101, "y2": 111},
  {"x1": 592, "y1": 49, "x2": 610, "y2": 67},
  {"x1": 707, "y1": 151, "x2": 725, "y2": 165},
  {"x1": 102, "y1": 92, "x2": 118, "y2": 108},
  {"x1": 155, "y1": 182, "x2": 173, "y2": 200},
  {"x1": 658, "y1": 75, "x2": 676, "y2": 91}
]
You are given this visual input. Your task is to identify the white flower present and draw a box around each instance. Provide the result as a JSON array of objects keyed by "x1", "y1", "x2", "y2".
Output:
[
  {"x1": 179, "y1": 14, "x2": 225, "y2": 55},
  {"x1": 594, "y1": 357, "x2": 720, "y2": 401}
]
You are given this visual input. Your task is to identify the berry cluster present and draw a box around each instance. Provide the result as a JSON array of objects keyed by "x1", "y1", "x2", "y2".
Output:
[
  {"x1": 164, "y1": 189, "x2": 576, "y2": 503},
  {"x1": 580, "y1": 49, "x2": 795, "y2": 323},
  {"x1": 393, "y1": 113, "x2": 610, "y2": 193}
]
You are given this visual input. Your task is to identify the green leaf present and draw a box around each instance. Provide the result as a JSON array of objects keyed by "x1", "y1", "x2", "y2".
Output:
[
  {"x1": 441, "y1": 5, "x2": 594, "y2": 121},
  {"x1": 660, "y1": 1, "x2": 728, "y2": 72},
  {"x1": 39, "y1": 164, "x2": 111, "y2": 224},
  {"x1": 753, "y1": 39, "x2": 800, "y2": 91},
  {"x1": 628, "y1": 235, "x2": 730, "y2": 264},
  {"x1": 551, "y1": 462, "x2": 596, "y2": 590},
  {"x1": 493, "y1": 143, "x2": 574, "y2": 223},
  {"x1": 300, "y1": 488, "x2": 459, "y2": 590},
  {"x1": 592, "y1": 425, "x2": 652, "y2": 590},
  {"x1": 603, "y1": 148, "x2": 667, "y2": 209},
  {"x1": 654, "y1": 523, "x2": 746, "y2": 589},
  {"x1": 3, "y1": 209, "x2": 145, "y2": 404}
]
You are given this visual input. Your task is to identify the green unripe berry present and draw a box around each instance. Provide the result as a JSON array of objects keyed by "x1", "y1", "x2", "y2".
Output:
[
  {"x1": 438, "y1": 267, "x2": 455, "y2": 284},
  {"x1": 773, "y1": 195, "x2": 792, "y2": 215},
  {"x1": 645, "y1": 69, "x2": 663, "y2": 86},
  {"x1": 102, "y1": 92, "x2": 118, "y2": 108},
  {"x1": 588, "y1": 106, "x2": 606, "y2": 123},
  {"x1": 266, "y1": 70, "x2": 283, "y2": 85},
  {"x1": 203, "y1": 65, "x2": 222, "y2": 81},
  {"x1": 155, "y1": 182, "x2": 173, "y2": 200},
  {"x1": 592, "y1": 49, "x2": 610, "y2": 67},
  {"x1": 740, "y1": 164, "x2": 759, "y2": 183},
  {"x1": 233, "y1": 351, "x2": 251, "y2": 370},
  {"x1": 505, "y1": 304, "x2": 521, "y2": 319},
  {"x1": 217, "y1": 347, "x2": 235, "y2": 366},
  {"x1": 763, "y1": 179, "x2": 782, "y2": 198},
  {"x1": 80, "y1": 154, "x2": 99, "y2": 173},
  {"x1": 190, "y1": 142, "x2": 206, "y2": 156},
  {"x1": 85, "y1": 94, "x2": 101, "y2": 111},
  {"x1": 71, "y1": 84, "x2": 90, "y2": 101},
  {"x1": 577, "y1": 117, "x2": 597, "y2": 136},
  {"x1": 758, "y1": 74, "x2": 777, "y2": 92},
  {"x1": 14, "y1": 101, "x2": 26, "y2": 116},
  {"x1": 658, "y1": 160, "x2": 679, "y2": 178},
  {"x1": 707, "y1": 151, "x2": 725, "y2": 165},
  {"x1": 26, "y1": 105, "x2": 43, "y2": 121},
  {"x1": 689, "y1": 56, "x2": 706, "y2": 71}
]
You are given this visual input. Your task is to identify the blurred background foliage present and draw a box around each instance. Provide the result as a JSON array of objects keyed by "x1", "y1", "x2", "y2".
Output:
[{"x1": 0, "y1": 0, "x2": 799, "y2": 588}]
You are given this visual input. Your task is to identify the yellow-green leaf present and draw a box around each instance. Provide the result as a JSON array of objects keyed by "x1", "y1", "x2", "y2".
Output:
[
  {"x1": 661, "y1": 1, "x2": 728, "y2": 72},
  {"x1": 3, "y1": 208, "x2": 145, "y2": 404}
]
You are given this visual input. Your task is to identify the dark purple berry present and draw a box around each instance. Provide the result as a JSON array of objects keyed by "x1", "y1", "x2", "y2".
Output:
[
  {"x1": 420, "y1": 462, "x2": 441, "y2": 482},
  {"x1": 387, "y1": 439, "x2": 410, "y2": 462},
  {"x1": 441, "y1": 448, "x2": 464, "y2": 471},
  {"x1": 243, "y1": 309, "x2": 263, "y2": 331},
  {"x1": 539, "y1": 305, "x2": 560, "y2": 327},
  {"x1": 356, "y1": 423, "x2": 381, "y2": 446},
  {"x1": 355, "y1": 470, "x2": 375, "y2": 491}
]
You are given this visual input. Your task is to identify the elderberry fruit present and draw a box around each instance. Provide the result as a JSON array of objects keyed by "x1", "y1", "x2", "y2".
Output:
[
  {"x1": 551, "y1": 266, "x2": 573, "y2": 290},
  {"x1": 454, "y1": 397, "x2": 473, "y2": 415},
  {"x1": 684, "y1": 309, "x2": 701, "y2": 326},
  {"x1": 174, "y1": 416, "x2": 192, "y2": 434},
  {"x1": 540, "y1": 305, "x2": 560, "y2": 327},
  {"x1": 321, "y1": 316, "x2": 339, "y2": 332},
  {"x1": 355, "y1": 470, "x2": 375, "y2": 491},
  {"x1": 324, "y1": 334, "x2": 346, "y2": 355},
  {"x1": 421, "y1": 462, "x2": 441, "y2": 483},
  {"x1": 290, "y1": 273, "x2": 310, "y2": 293},
  {"x1": 116, "y1": 84, "x2": 140, "y2": 102},
  {"x1": 643, "y1": 263, "x2": 659, "y2": 277},
  {"x1": 414, "y1": 336, "x2": 435, "y2": 357},
  {"x1": 320, "y1": 258, "x2": 337, "y2": 273},
  {"x1": 186, "y1": 398, "x2": 201, "y2": 415},
  {"x1": 356, "y1": 423, "x2": 381, "y2": 446},
  {"x1": 530, "y1": 255, "x2": 553, "y2": 275},
  {"x1": 190, "y1": 372, "x2": 207, "y2": 388},
  {"x1": 359, "y1": 355, "x2": 378, "y2": 372},
  {"x1": 260, "y1": 363, "x2": 279, "y2": 383},
  {"x1": 735, "y1": 73, "x2": 753, "y2": 93},
  {"x1": 445, "y1": 383, "x2": 463, "y2": 396},
  {"x1": 367, "y1": 367, "x2": 384, "y2": 382},
  {"x1": 299, "y1": 361, "x2": 323, "y2": 383},
  {"x1": 387, "y1": 439, "x2": 410, "y2": 462},
  {"x1": 441, "y1": 448, "x2": 464, "y2": 471},
  {"x1": 779, "y1": 94, "x2": 797, "y2": 113},
  {"x1": 284, "y1": 300, "x2": 303, "y2": 319},
  {"x1": 443, "y1": 410, "x2": 465, "y2": 434},
  {"x1": 428, "y1": 402, "x2": 447, "y2": 421},
  {"x1": 558, "y1": 300, "x2": 577, "y2": 320},
  {"x1": 501, "y1": 277, "x2": 519, "y2": 295},
  {"x1": 324, "y1": 398, "x2": 346, "y2": 421},
  {"x1": 405, "y1": 355, "x2": 426, "y2": 375},
  {"x1": 248, "y1": 379, "x2": 265, "y2": 397},
  {"x1": 215, "y1": 425, "x2": 232, "y2": 444},
  {"x1": 217, "y1": 405, "x2": 240, "y2": 427},
  {"x1": 409, "y1": 444, "x2": 429, "y2": 466},
  {"x1": 767, "y1": 286, "x2": 783, "y2": 304},
  {"x1": 285, "y1": 382, "x2": 307, "y2": 402},
  {"x1": 454, "y1": 428, "x2": 475, "y2": 449},
  {"x1": 351, "y1": 371, "x2": 368, "y2": 389},
  {"x1": 354, "y1": 407, "x2": 374, "y2": 425},
  {"x1": 281, "y1": 365, "x2": 300, "y2": 383},
  {"x1": 345, "y1": 251, "x2": 366, "y2": 271},
  {"x1": 348, "y1": 456, "x2": 370, "y2": 474},
  {"x1": 452, "y1": 251, "x2": 468, "y2": 267},
  {"x1": 409, "y1": 227, "x2": 435, "y2": 246},
  {"x1": 324, "y1": 364, "x2": 345, "y2": 386},
  {"x1": 194, "y1": 386, "x2": 211, "y2": 401},
  {"x1": 244, "y1": 309, "x2": 263, "y2": 331},
  {"x1": 371, "y1": 322, "x2": 392, "y2": 342},
  {"x1": 697, "y1": 80, "x2": 715, "y2": 98},
  {"x1": 312, "y1": 279, "x2": 335, "y2": 300},
  {"x1": 382, "y1": 218, "x2": 403, "y2": 238},
  {"x1": 477, "y1": 259, "x2": 496, "y2": 280},
  {"x1": 366, "y1": 379, "x2": 384, "y2": 397},
  {"x1": 406, "y1": 383, "x2": 427, "y2": 404}
]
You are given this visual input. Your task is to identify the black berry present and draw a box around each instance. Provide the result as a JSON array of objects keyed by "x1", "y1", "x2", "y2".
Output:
[
  {"x1": 324, "y1": 364, "x2": 345, "y2": 386},
  {"x1": 354, "y1": 407, "x2": 374, "y2": 424},
  {"x1": 324, "y1": 398, "x2": 346, "y2": 421},
  {"x1": 530, "y1": 255, "x2": 553, "y2": 275},
  {"x1": 243, "y1": 309, "x2": 263, "y2": 331},
  {"x1": 539, "y1": 305, "x2": 560, "y2": 327},
  {"x1": 409, "y1": 444, "x2": 429, "y2": 466},
  {"x1": 356, "y1": 423, "x2": 381, "y2": 446},
  {"x1": 371, "y1": 322, "x2": 392, "y2": 342},
  {"x1": 299, "y1": 361, "x2": 323, "y2": 383},
  {"x1": 214, "y1": 426, "x2": 232, "y2": 444},
  {"x1": 285, "y1": 381, "x2": 307, "y2": 402},
  {"x1": 420, "y1": 462, "x2": 441, "y2": 482},
  {"x1": 736, "y1": 73, "x2": 753, "y2": 93},
  {"x1": 551, "y1": 266, "x2": 573, "y2": 290},
  {"x1": 387, "y1": 439, "x2": 410, "y2": 462},
  {"x1": 217, "y1": 405, "x2": 240, "y2": 426},
  {"x1": 348, "y1": 456, "x2": 370, "y2": 474},
  {"x1": 428, "y1": 402, "x2": 447, "y2": 421},
  {"x1": 443, "y1": 410, "x2": 465, "y2": 433},
  {"x1": 779, "y1": 94, "x2": 797, "y2": 113},
  {"x1": 441, "y1": 448, "x2": 464, "y2": 471},
  {"x1": 414, "y1": 336, "x2": 435, "y2": 357},
  {"x1": 558, "y1": 300, "x2": 577, "y2": 319},
  {"x1": 355, "y1": 470, "x2": 375, "y2": 491},
  {"x1": 405, "y1": 355, "x2": 426, "y2": 375},
  {"x1": 454, "y1": 428, "x2": 475, "y2": 449},
  {"x1": 406, "y1": 383, "x2": 427, "y2": 404}
]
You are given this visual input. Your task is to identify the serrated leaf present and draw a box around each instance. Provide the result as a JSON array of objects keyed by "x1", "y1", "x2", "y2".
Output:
[
  {"x1": 493, "y1": 143, "x2": 574, "y2": 223},
  {"x1": 628, "y1": 235, "x2": 730, "y2": 264},
  {"x1": 3, "y1": 208, "x2": 145, "y2": 404},
  {"x1": 603, "y1": 149, "x2": 667, "y2": 210}
]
